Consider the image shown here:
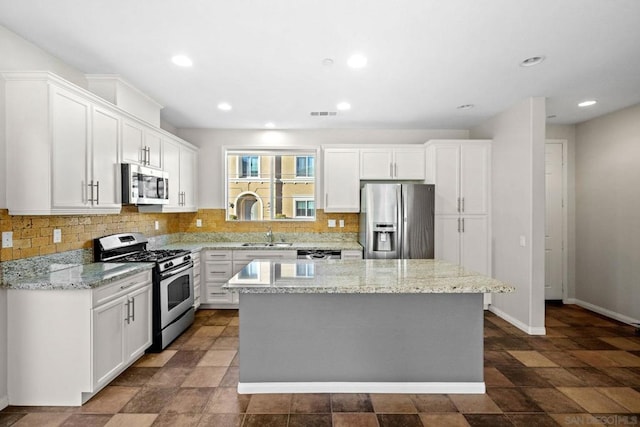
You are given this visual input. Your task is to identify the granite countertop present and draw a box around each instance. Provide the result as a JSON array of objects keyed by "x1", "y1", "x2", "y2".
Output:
[
  {"x1": 158, "y1": 241, "x2": 364, "y2": 252},
  {"x1": 3, "y1": 262, "x2": 154, "y2": 291},
  {"x1": 225, "y1": 259, "x2": 515, "y2": 294}
]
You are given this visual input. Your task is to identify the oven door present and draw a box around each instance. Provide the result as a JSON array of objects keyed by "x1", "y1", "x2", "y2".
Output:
[{"x1": 159, "y1": 263, "x2": 194, "y2": 329}]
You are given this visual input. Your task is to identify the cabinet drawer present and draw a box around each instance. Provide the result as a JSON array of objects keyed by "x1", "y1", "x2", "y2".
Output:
[
  {"x1": 204, "y1": 261, "x2": 233, "y2": 281},
  {"x1": 341, "y1": 250, "x2": 363, "y2": 260},
  {"x1": 92, "y1": 270, "x2": 152, "y2": 307},
  {"x1": 205, "y1": 283, "x2": 234, "y2": 304},
  {"x1": 203, "y1": 250, "x2": 232, "y2": 261},
  {"x1": 232, "y1": 250, "x2": 297, "y2": 261}
]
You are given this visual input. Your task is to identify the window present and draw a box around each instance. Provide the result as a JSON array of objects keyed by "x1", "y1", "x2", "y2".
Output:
[
  {"x1": 226, "y1": 150, "x2": 316, "y2": 221},
  {"x1": 295, "y1": 156, "x2": 314, "y2": 178},
  {"x1": 239, "y1": 156, "x2": 259, "y2": 178},
  {"x1": 294, "y1": 199, "x2": 315, "y2": 218}
]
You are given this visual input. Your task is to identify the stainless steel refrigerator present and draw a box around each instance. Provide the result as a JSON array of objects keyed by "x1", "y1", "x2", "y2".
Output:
[{"x1": 359, "y1": 183, "x2": 435, "y2": 259}]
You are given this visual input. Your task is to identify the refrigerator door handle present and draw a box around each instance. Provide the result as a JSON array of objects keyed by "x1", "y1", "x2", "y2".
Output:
[{"x1": 400, "y1": 185, "x2": 407, "y2": 259}]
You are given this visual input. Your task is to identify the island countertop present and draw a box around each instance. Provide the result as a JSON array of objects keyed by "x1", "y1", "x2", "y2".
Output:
[{"x1": 225, "y1": 259, "x2": 515, "y2": 294}]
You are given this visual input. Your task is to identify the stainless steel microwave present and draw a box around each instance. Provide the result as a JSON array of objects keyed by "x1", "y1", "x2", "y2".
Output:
[{"x1": 121, "y1": 163, "x2": 169, "y2": 205}]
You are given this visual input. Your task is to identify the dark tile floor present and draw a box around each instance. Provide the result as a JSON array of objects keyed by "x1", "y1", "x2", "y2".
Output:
[{"x1": 2, "y1": 304, "x2": 640, "y2": 426}]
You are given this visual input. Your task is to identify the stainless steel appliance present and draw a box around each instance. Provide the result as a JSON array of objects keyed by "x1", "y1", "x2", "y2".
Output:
[
  {"x1": 121, "y1": 163, "x2": 169, "y2": 205},
  {"x1": 359, "y1": 183, "x2": 435, "y2": 259},
  {"x1": 94, "y1": 233, "x2": 194, "y2": 352},
  {"x1": 297, "y1": 249, "x2": 341, "y2": 260}
]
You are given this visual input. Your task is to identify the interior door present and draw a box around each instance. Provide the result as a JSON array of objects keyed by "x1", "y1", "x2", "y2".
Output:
[{"x1": 545, "y1": 142, "x2": 564, "y2": 300}]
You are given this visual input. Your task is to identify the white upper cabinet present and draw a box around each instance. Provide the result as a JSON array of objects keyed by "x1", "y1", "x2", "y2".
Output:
[
  {"x1": 360, "y1": 146, "x2": 425, "y2": 180},
  {"x1": 323, "y1": 148, "x2": 361, "y2": 213},
  {"x1": 138, "y1": 138, "x2": 198, "y2": 213},
  {"x1": 121, "y1": 120, "x2": 162, "y2": 169},
  {"x1": 4, "y1": 72, "x2": 121, "y2": 215},
  {"x1": 425, "y1": 140, "x2": 490, "y2": 215}
]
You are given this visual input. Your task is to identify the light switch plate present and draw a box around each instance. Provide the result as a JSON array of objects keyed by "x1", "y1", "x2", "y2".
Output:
[
  {"x1": 519, "y1": 235, "x2": 526, "y2": 247},
  {"x1": 328, "y1": 219, "x2": 336, "y2": 228},
  {"x1": 53, "y1": 229, "x2": 62, "y2": 243},
  {"x1": 339, "y1": 219, "x2": 345, "y2": 228},
  {"x1": 2, "y1": 231, "x2": 13, "y2": 248},
  {"x1": 196, "y1": 219, "x2": 202, "y2": 227}
]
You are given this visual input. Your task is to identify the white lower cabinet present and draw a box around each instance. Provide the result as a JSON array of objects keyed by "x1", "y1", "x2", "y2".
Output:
[
  {"x1": 192, "y1": 250, "x2": 201, "y2": 309},
  {"x1": 200, "y1": 249, "x2": 297, "y2": 308},
  {"x1": 7, "y1": 270, "x2": 152, "y2": 406}
]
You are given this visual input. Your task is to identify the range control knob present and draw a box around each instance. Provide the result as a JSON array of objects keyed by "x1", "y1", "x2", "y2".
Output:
[
  {"x1": 164, "y1": 261, "x2": 173, "y2": 269},
  {"x1": 184, "y1": 255, "x2": 191, "y2": 261}
]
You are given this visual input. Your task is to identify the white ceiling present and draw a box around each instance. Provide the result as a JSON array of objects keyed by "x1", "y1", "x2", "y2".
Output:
[{"x1": 1, "y1": 0, "x2": 640, "y2": 130}]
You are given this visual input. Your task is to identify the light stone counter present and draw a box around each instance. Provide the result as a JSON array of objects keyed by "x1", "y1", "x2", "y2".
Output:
[
  {"x1": 2, "y1": 262, "x2": 154, "y2": 290},
  {"x1": 225, "y1": 258, "x2": 515, "y2": 294},
  {"x1": 158, "y1": 241, "x2": 363, "y2": 252}
]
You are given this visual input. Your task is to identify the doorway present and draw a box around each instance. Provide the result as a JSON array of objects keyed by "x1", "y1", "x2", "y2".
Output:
[{"x1": 545, "y1": 140, "x2": 567, "y2": 301}]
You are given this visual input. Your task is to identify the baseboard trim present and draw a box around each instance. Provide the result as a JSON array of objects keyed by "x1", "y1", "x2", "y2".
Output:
[
  {"x1": 238, "y1": 382, "x2": 486, "y2": 395},
  {"x1": 565, "y1": 299, "x2": 640, "y2": 325},
  {"x1": 489, "y1": 305, "x2": 546, "y2": 335},
  {"x1": 0, "y1": 395, "x2": 8, "y2": 411}
]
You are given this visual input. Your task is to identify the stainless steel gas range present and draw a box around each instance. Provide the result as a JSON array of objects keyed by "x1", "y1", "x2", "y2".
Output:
[{"x1": 94, "y1": 233, "x2": 194, "y2": 352}]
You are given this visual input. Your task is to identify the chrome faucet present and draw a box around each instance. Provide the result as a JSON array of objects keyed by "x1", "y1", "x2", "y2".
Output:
[{"x1": 266, "y1": 227, "x2": 274, "y2": 243}]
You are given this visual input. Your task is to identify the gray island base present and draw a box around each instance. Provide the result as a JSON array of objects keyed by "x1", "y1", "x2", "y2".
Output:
[{"x1": 225, "y1": 259, "x2": 515, "y2": 394}]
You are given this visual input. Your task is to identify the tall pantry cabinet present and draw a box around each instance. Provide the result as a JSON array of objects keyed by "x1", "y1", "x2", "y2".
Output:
[{"x1": 425, "y1": 140, "x2": 492, "y2": 306}]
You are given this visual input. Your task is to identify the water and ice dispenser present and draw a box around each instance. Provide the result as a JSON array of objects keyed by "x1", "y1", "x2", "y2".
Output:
[{"x1": 372, "y1": 223, "x2": 396, "y2": 252}]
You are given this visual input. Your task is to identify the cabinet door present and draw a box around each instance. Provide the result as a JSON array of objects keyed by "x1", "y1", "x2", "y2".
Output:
[
  {"x1": 122, "y1": 120, "x2": 144, "y2": 164},
  {"x1": 92, "y1": 296, "x2": 126, "y2": 390},
  {"x1": 180, "y1": 146, "x2": 197, "y2": 210},
  {"x1": 460, "y1": 216, "x2": 489, "y2": 275},
  {"x1": 393, "y1": 148, "x2": 425, "y2": 180},
  {"x1": 125, "y1": 284, "x2": 152, "y2": 361},
  {"x1": 91, "y1": 106, "x2": 121, "y2": 208},
  {"x1": 162, "y1": 140, "x2": 181, "y2": 207},
  {"x1": 145, "y1": 131, "x2": 163, "y2": 169},
  {"x1": 460, "y1": 144, "x2": 489, "y2": 215},
  {"x1": 360, "y1": 149, "x2": 392, "y2": 179},
  {"x1": 52, "y1": 88, "x2": 90, "y2": 209},
  {"x1": 324, "y1": 149, "x2": 360, "y2": 213},
  {"x1": 432, "y1": 145, "x2": 460, "y2": 214},
  {"x1": 434, "y1": 215, "x2": 461, "y2": 265}
]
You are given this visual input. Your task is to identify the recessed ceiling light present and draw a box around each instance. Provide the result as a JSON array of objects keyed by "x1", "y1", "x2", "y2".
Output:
[
  {"x1": 578, "y1": 100, "x2": 597, "y2": 107},
  {"x1": 265, "y1": 122, "x2": 275, "y2": 128},
  {"x1": 217, "y1": 102, "x2": 232, "y2": 111},
  {"x1": 520, "y1": 56, "x2": 545, "y2": 67},
  {"x1": 456, "y1": 104, "x2": 474, "y2": 110},
  {"x1": 322, "y1": 58, "x2": 334, "y2": 66},
  {"x1": 347, "y1": 53, "x2": 367, "y2": 69},
  {"x1": 547, "y1": 114, "x2": 557, "y2": 119},
  {"x1": 336, "y1": 102, "x2": 351, "y2": 111},
  {"x1": 171, "y1": 55, "x2": 193, "y2": 67}
]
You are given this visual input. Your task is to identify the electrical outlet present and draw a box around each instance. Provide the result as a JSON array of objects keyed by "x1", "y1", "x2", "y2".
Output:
[
  {"x1": 154, "y1": 221, "x2": 159, "y2": 230},
  {"x1": 339, "y1": 219, "x2": 345, "y2": 228},
  {"x1": 196, "y1": 219, "x2": 202, "y2": 227},
  {"x1": 53, "y1": 229, "x2": 62, "y2": 244},
  {"x1": 328, "y1": 219, "x2": 336, "y2": 228},
  {"x1": 2, "y1": 231, "x2": 13, "y2": 248}
]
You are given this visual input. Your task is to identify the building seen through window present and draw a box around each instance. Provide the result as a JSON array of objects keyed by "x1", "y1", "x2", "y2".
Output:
[{"x1": 226, "y1": 150, "x2": 316, "y2": 221}]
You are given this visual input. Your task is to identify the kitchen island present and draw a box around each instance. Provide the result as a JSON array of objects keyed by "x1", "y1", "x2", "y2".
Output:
[{"x1": 225, "y1": 258, "x2": 514, "y2": 394}]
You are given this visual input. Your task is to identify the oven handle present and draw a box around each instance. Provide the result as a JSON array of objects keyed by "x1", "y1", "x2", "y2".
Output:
[{"x1": 160, "y1": 262, "x2": 193, "y2": 280}]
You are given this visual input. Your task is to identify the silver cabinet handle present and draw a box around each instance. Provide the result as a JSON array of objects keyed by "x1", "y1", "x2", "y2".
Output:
[
  {"x1": 394, "y1": 162, "x2": 397, "y2": 177},
  {"x1": 325, "y1": 193, "x2": 328, "y2": 208},
  {"x1": 124, "y1": 299, "x2": 131, "y2": 324},
  {"x1": 461, "y1": 218, "x2": 465, "y2": 232},
  {"x1": 457, "y1": 218, "x2": 460, "y2": 233},
  {"x1": 131, "y1": 297, "x2": 135, "y2": 322},
  {"x1": 457, "y1": 197, "x2": 461, "y2": 213},
  {"x1": 95, "y1": 181, "x2": 99, "y2": 205},
  {"x1": 461, "y1": 197, "x2": 464, "y2": 213},
  {"x1": 389, "y1": 163, "x2": 393, "y2": 177},
  {"x1": 87, "y1": 180, "x2": 93, "y2": 205}
]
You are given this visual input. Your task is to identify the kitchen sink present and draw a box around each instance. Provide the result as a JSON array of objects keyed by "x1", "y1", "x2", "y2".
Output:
[{"x1": 241, "y1": 242, "x2": 293, "y2": 247}]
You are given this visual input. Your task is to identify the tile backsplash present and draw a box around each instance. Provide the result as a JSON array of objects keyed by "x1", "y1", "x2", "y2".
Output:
[{"x1": 0, "y1": 208, "x2": 359, "y2": 262}]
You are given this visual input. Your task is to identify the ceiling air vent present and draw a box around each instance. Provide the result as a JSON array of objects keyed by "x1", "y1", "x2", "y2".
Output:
[{"x1": 310, "y1": 111, "x2": 337, "y2": 116}]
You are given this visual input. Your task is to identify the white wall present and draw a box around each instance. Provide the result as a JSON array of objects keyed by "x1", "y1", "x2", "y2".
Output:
[
  {"x1": 572, "y1": 103, "x2": 640, "y2": 323},
  {"x1": 470, "y1": 98, "x2": 547, "y2": 334},
  {"x1": 546, "y1": 124, "x2": 577, "y2": 300},
  {"x1": 0, "y1": 23, "x2": 91, "y2": 410},
  {"x1": 178, "y1": 128, "x2": 469, "y2": 208}
]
